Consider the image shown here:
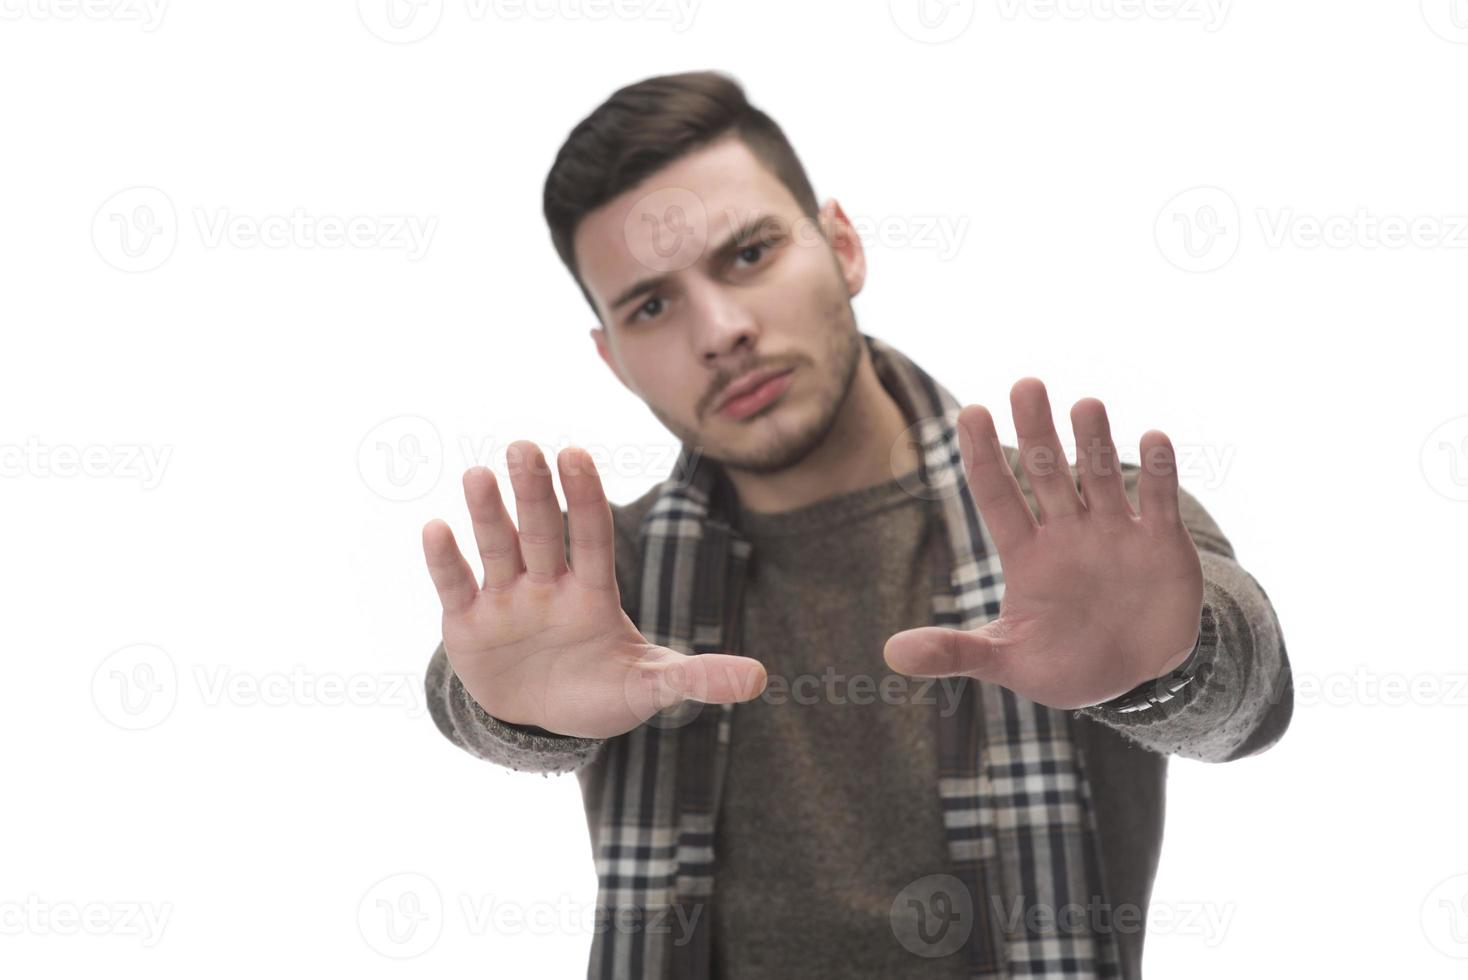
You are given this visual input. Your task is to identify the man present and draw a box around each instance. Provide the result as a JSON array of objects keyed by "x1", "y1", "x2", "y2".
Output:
[{"x1": 421, "y1": 70, "x2": 1292, "y2": 980}]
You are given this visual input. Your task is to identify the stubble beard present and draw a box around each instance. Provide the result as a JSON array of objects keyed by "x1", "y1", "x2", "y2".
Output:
[{"x1": 652, "y1": 320, "x2": 864, "y2": 477}]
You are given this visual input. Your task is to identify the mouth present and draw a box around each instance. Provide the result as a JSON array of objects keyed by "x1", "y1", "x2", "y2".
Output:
[{"x1": 716, "y1": 366, "x2": 796, "y2": 421}]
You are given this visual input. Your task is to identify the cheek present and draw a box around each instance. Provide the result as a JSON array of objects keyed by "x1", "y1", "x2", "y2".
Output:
[
  {"x1": 749, "y1": 249, "x2": 845, "y2": 324},
  {"x1": 622, "y1": 345, "x2": 701, "y2": 413}
]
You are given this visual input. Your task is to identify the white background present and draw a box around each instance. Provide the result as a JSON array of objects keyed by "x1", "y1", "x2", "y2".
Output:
[{"x1": 3, "y1": 1, "x2": 1467, "y2": 976}]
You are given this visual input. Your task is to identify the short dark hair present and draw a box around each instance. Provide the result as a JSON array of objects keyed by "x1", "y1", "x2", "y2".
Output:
[{"x1": 542, "y1": 70, "x2": 822, "y2": 322}]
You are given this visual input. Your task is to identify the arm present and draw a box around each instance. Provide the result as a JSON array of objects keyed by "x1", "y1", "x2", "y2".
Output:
[
  {"x1": 424, "y1": 638, "x2": 605, "y2": 775},
  {"x1": 1077, "y1": 465, "x2": 1294, "y2": 763}
]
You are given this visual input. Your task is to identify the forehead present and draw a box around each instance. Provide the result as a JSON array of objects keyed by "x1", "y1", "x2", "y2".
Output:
[{"x1": 572, "y1": 134, "x2": 802, "y2": 315}]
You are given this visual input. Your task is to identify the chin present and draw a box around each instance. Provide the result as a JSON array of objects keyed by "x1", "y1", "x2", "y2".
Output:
[{"x1": 715, "y1": 405, "x2": 831, "y2": 475}]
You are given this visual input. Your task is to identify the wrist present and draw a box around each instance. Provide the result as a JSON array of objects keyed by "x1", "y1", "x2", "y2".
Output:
[{"x1": 1094, "y1": 605, "x2": 1216, "y2": 714}]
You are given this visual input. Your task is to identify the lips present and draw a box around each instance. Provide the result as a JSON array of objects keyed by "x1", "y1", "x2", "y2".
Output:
[{"x1": 717, "y1": 367, "x2": 794, "y2": 412}]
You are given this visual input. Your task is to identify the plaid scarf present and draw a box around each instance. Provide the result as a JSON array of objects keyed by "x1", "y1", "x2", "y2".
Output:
[{"x1": 586, "y1": 333, "x2": 1121, "y2": 979}]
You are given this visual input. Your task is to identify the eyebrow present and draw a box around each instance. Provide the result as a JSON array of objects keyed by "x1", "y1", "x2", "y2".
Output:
[{"x1": 607, "y1": 212, "x2": 783, "y2": 314}]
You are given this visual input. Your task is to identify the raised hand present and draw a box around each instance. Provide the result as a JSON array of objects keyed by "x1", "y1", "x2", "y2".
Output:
[
  {"x1": 883, "y1": 379, "x2": 1204, "y2": 710},
  {"x1": 422, "y1": 441, "x2": 768, "y2": 739}
]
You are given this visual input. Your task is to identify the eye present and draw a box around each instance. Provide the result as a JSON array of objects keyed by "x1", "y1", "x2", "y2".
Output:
[
  {"x1": 733, "y1": 241, "x2": 769, "y2": 268},
  {"x1": 628, "y1": 295, "x2": 665, "y2": 325}
]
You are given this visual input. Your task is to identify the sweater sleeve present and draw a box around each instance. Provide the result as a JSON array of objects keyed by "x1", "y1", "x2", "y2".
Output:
[
  {"x1": 424, "y1": 639, "x2": 605, "y2": 775},
  {"x1": 1074, "y1": 466, "x2": 1294, "y2": 763}
]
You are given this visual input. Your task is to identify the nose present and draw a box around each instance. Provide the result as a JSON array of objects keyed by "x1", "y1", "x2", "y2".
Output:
[{"x1": 688, "y1": 279, "x2": 759, "y2": 367}]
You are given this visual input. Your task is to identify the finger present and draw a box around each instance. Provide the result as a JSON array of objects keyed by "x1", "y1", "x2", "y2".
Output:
[
  {"x1": 506, "y1": 440, "x2": 568, "y2": 582},
  {"x1": 631, "y1": 650, "x2": 769, "y2": 710},
  {"x1": 956, "y1": 404, "x2": 1038, "y2": 554},
  {"x1": 557, "y1": 447, "x2": 617, "y2": 591},
  {"x1": 1011, "y1": 377, "x2": 1085, "y2": 522},
  {"x1": 421, "y1": 519, "x2": 479, "y2": 615},
  {"x1": 882, "y1": 625, "x2": 1009, "y2": 684},
  {"x1": 463, "y1": 466, "x2": 523, "y2": 590},
  {"x1": 1137, "y1": 429, "x2": 1182, "y2": 527},
  {"x1": 1070, "y1": 397, "x2": 1135, "y2": 518}
]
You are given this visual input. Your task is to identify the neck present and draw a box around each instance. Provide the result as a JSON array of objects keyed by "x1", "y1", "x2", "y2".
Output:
[{"x1": 723, "y1": 344, "x2": 918, "y2": 515}]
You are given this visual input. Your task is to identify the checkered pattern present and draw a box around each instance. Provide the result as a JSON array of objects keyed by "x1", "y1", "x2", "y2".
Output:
[{"x1": 584, "y1": 334, "x2": 1121, "y2": 979}]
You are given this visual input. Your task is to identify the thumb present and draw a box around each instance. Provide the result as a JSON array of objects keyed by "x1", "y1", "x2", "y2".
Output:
[
  {"x1": 633, "y1": 648, "x2": 768, "y2": 709},
  {"x1": 884, "y1": 626, "x2": 1008, "y2": 683}
]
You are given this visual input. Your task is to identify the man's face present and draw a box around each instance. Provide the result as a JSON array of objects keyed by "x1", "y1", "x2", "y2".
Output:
[{"x1": 573, "y1": 133, "x2": 867, "y2": 474}]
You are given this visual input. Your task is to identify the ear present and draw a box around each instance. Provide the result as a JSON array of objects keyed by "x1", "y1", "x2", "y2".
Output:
[
  {"x1": 819, "y1": 198, "x2": 867, "y2": 299},
  {"x1": 591, "y1": 327, "x2": 633, "y2": 392}
]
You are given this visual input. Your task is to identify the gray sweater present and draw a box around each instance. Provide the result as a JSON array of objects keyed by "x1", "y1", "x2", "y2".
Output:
[{"x1": 424, "y1": 460, "x2": 1293, "y2": 978}]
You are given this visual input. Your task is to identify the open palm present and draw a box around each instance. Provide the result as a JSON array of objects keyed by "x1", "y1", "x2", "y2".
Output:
[
  {"x1": 883, "y1": 379, "x2": 1204, "y2": 710},
  {"x1": 423, "y1": 442, "x2": 768, "y2": 739}
]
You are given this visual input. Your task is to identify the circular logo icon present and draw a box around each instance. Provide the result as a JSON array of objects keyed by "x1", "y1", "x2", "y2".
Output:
[
  {"x1": 358, "y1": 415, "x2": 443, "y2": 502},
  {"x1": 358, "y1": 872, "x2": 443, "y2": 958},
  {"x1": 92, "y1": 186, "x2": 177, "y2": 273},
  {"x1": 1422, "y1": 872, "x2": 1468, "y2": 958},
  {"x1": 622, "y1": 186, "x2": 710, "y2": 276},
  {"x1": 92, "y1": 643, "x2": 178, "y2": 730},
  {"x1": 1421, "y1": 415, "x2": 1468, "y2": 503},
  {"x1": 1422, "y1": 0, "x2": 1468, "y2": 43},
  {"x1": 357, "y1": 0, "x2": 443, "y2": 43},
  {"x1": 889, "y1": 0, "x2": 976, "y2": 44},
  {"x1": 1154, "y1": 186, "x2": 1241, "y2": 273},
  {"x1": 892, "y1": 411, "x2": 966, "y2": 502},
  {"x1": 891, "y1": 873, "x2": 974, "y2": 957},
  {"x1": 623, "y1": 654, "x2": 710, "y2": 731}
]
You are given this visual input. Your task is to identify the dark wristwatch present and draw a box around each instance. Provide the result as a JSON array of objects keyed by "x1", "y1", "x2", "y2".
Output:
[{"x1": 1098, "y1": 605, "x2": 1217, "y2": 714}]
